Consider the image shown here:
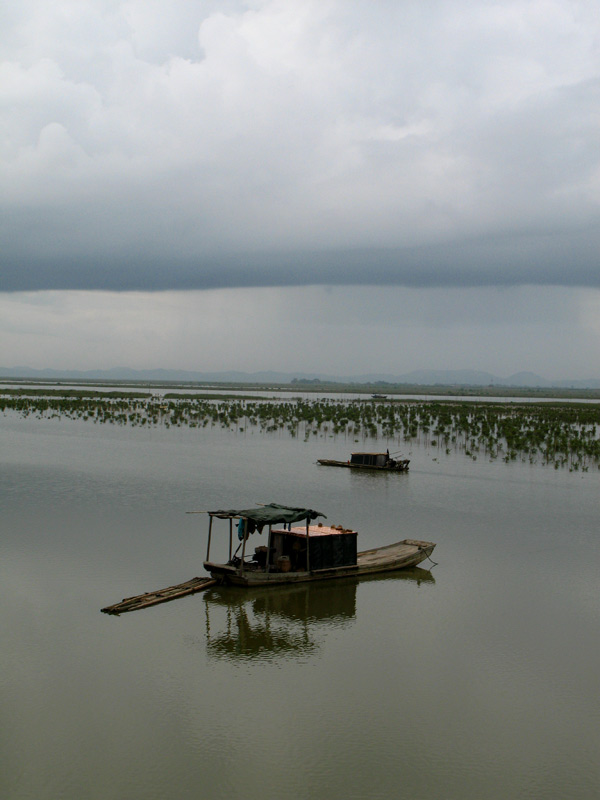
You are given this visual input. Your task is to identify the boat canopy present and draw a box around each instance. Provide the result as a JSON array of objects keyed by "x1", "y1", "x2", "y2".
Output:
[
  {"x1": 208, "y1": 503, "x2": 326, "y2": 526},
  {"x1": 351, "y1": 452, "x2": 389, "y2": 467}
]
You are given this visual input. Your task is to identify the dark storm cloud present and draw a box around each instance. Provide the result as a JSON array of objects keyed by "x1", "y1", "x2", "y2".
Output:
[
  {"x1": 3, "y1": 226, "x2": 600, "y2": 292},
  {"x1": 2, "y1": 1, "x2": 600, "y2": 293}
]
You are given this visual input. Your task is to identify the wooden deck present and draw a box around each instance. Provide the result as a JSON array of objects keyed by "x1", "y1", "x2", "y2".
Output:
[{"x1": 357, "y1": 539, "x2": 435, "y2": 570}]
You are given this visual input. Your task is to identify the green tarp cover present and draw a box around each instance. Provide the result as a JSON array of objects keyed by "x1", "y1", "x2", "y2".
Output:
[{"x1": 209, "y1": 503, "x2": 326, "y2": 526}]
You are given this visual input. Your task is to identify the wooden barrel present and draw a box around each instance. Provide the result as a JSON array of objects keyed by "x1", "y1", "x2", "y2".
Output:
[{"x1": 277, "y1": 555, "x2": 291, "y2": 572}]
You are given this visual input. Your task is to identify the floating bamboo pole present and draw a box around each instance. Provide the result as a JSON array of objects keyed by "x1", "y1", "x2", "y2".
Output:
[{"x1": 101, "y1": 576, "x2": 217, "y2": 615}]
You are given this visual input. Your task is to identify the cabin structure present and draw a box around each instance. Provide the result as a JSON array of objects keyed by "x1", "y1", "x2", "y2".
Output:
[
  {"x1": 203, "y1": 503, "x2": 360, "y2": 581},
  {"x1": 350, "y1": 452, "x2": 389, "y2": 467},
  {"x1": 269, "y1": 524, "x2": 357, "y2": 572}
]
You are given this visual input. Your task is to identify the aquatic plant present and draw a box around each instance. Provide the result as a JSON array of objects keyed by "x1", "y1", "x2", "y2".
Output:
[{"x1": 2, "y1": 390, "x2": 599, "y2": 470}]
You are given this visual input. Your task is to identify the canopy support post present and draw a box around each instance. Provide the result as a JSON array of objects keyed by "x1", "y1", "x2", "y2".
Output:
[
  {"x1": 265, "y1": 525, "x2": 272, "y2": 573},
  {"x1": 240, "y1": 518, "x2": 248, "y2": 574},
  {"x1": 206, "y1": 515, "x2": 213, "y2": 562},
  {"x1": 228, "y1": 518, "x2": 232, "y2": 560},
  {"x1": 306, "y1": 517, "x2": 310, "y2": 572}
]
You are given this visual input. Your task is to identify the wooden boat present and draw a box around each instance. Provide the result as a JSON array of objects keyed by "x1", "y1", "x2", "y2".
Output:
[
  {"x1": 317, "y1": 451, "x2": 410, "y2": 472},
  {"x1": 202, "y1": 503, "x2": 435, "y2": 587},
  {"x1": 101, "y1": 504, "x2": 435, "y2": 613}
]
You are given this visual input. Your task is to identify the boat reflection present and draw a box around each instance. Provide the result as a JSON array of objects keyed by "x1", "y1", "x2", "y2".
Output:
[{"x1": 201, "y1": 567, "x2": 435, "y2": 662}]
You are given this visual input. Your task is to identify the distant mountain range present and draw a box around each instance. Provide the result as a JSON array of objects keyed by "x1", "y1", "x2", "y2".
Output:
[{"x1": 1, "y1": 365, "x2": 599, "y2": 389}]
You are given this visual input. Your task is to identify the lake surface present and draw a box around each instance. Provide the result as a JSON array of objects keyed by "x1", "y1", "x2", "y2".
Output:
[
  {"x1": 3, "y1": 380, "x2": 599, "y2": 404},
  {"x1": 1, "y1": 413, "x2": 599, "y2": 799}
]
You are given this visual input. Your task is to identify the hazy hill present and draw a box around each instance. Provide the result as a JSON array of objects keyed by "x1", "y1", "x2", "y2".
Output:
[{"x1": 1, "y1": 365, "x2": 599, "y2": 389}]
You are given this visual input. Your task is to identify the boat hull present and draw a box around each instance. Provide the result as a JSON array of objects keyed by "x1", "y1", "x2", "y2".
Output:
[
  {"x1": 317, "y1": 459, "x2": 410, "y2": 472},
  {"x1": 204, "y1": 539, "x2": 435, "y2": 587}
]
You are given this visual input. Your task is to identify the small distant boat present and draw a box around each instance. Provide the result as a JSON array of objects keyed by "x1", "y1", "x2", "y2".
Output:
[
  {"x1": 371, "y1": 393, "x2": 388, "y2": 399},
  {"x1": 318, "y1": 452, "x2": 410, "y2": 472},
  {"x1": 202, "y1": 503, "x2": 433, "y2": 587}
]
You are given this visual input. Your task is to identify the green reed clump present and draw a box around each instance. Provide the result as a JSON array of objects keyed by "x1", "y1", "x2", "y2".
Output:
[{"x1": 2, "y1": 391, "x2": 599, "y2": 470}]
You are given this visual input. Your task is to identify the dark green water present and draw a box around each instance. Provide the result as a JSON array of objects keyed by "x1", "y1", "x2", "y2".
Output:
[{"x1": 1, "y1": 414, "x2": 598, "y2": 799}]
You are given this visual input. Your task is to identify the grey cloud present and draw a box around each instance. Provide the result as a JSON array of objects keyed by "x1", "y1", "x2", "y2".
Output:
[
  {"x1": 3, "y1": 227, "x2": 599, "y2": 292},
  {"x1": 2, "y1": 1, "x2": 600, "y2": 293}
]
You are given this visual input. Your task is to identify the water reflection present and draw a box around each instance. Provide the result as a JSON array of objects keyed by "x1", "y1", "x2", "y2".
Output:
[{"x1": 201, "y1": 568, "x2": 435, "y2": 662}]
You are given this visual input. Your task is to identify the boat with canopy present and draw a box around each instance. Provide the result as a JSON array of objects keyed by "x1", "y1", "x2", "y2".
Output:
[
  {"x1": 202, "y1": 502, "x2": 435, "y2": 587},
  {"x1": 317, "y1": 451, "x2": 410, "y2": 472},
  {"x1": 101, "y1": 502, "x2": 436, "y2": 612}
]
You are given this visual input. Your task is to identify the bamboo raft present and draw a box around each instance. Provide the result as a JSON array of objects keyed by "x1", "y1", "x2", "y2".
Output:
[{"x1": 101, "y1": 576, "x2": 217, "y2": 615}]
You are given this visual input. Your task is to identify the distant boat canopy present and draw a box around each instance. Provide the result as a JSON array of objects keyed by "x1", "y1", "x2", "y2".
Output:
[{"x1": 350, "y1": 452, "x2": 389, "y2": 467}]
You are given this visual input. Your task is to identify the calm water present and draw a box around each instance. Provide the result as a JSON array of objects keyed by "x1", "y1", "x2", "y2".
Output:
[
  {"x1": 3, "y1": 380, "x2": 599, "y2": 403},
  {"x1": 1, "y1": 413, "x2": 599, "y2": 800}
]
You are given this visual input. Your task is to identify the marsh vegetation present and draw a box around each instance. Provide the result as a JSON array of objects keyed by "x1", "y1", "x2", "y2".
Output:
[{"x1": 3, "y1": 389, "x2": 599, "y2": 471}]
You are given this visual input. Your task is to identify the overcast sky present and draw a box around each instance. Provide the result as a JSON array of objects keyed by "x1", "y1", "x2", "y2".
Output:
[{"x1": 1, "y1": 0, "x2": 600, "y2": 378}]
